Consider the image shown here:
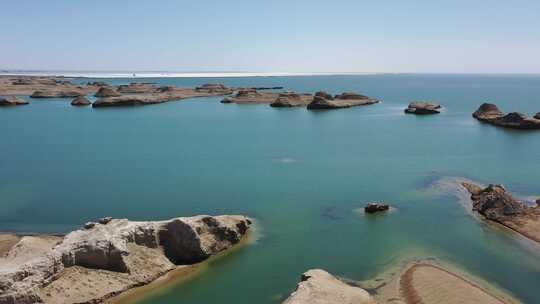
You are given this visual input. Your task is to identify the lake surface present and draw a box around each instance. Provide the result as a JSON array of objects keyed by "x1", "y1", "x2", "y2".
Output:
[{"x1": 1, "y1": 74, "x2": 540, "y2": 303}]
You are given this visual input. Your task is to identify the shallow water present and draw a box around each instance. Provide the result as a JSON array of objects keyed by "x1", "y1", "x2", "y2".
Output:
[{"x1": 1, "y1": 74, "x2": 540, "y2": 303}]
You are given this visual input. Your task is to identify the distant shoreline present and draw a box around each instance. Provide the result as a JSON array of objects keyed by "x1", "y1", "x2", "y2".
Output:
[{"x1": 0, "y1": 71, "x2": 384, "y2": 79}]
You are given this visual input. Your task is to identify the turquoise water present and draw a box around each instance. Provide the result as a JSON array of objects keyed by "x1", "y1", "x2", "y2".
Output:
[{"x1": 1, "y1": 74, "x2": 540, "y2": 303}]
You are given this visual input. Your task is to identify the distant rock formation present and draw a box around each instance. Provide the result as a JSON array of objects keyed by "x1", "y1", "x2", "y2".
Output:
[
  {"x1": 117, "y1": 83, "x2": 158, "y2": 94},
  {"x1": 270, "y1": 92, "x2": 313, "y2": 107},
  {"x1": 364, "y1": 203, "x2": 390, "y2": 214},
  {"x1": 405, "y1": 102, "x2": 442, "y2": 114},
  {"x1": 472, "y1": 103, "x2": 540, "y2": 129},
  {"x1": 535, "y1": 112, "x2": 540, "y2": 120},
  {"x1": 282, "y1": 269, "x2": 375, "y2": 304},
  {"x1": 70, "y1": 96, "x2": 91, "y2": 106},
  {"x1": 307, "y1": 91, "x2": 379, "y2": 110},
  {"x1": 196, "y1": 83, "x2": 233, "y2": 94},
  {"x1": 0, "y1": 215, "x2": 251, "y2": 304},
  {"x1": 462, "y1": 182, "x2": 540, "y2": 243},
  {"x1": 30, "y1": 90, "x2": 83, "y2": 98},
  {"x1": 94, "y1": 87, "x2": 121, "y2": 97},
  {"x1": 0, "y1": 96, "x2": 29, "y2": 106}
]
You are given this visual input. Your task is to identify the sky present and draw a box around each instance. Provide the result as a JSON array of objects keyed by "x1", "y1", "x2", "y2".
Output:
[{"x1": 1, "y1": 0, "x2": 539, "y2": 73}]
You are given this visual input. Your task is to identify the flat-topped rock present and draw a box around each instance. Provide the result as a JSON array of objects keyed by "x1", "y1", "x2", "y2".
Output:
[
  {"x1": 0, "y1": 215, "x2": 251, "y2": 304},
  {"x1": 472, "y1": 103, "x2": 540, "y2": 129},
  {"x1": 270, "y1": 92, "x2": 313, "y2": 107},
  {"x1": 70, "y1": 96, "x2": 91, "y2": 106},
  {"x1": 222, "y1": 89, "x2": 273, "y2": 104},
  {"x1": 0, "y1": 96, "x2": 29, "y2": 106},
  {"x1": 30, "y1": 90, "x2": 83, "y2": 98},
  {"x1": 93, "y1": 87, "x2": 231, "y2": 107},
  {"x1": 283, "y1": 269, "x2": 375, "y2": 304},
  {"x1": 462, "y1": 182, "x2": 540, "y2": 243},
  {"x1": 95, "y1": 86, "x2": 121, "y2": 97},
  {"x1": 405, "y1": 101, "x2": 442, "y2": 114},
  {"x1": 307, "y1": 91, "x2": 379, "y2": 110}
]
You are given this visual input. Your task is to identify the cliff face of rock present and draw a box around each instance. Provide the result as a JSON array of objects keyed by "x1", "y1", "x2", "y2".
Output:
[
  {"x1": 282, "y1": 269, "x2": 375, "y2": 304},
  {"x1": 0, "y1": 215, "x2": 251, "y2": 304},
  {"x1": 472, "y1": 103, "x2": 540, "y2": 129},
  {"x1": 462, "y1": 182, "x2": 540, "y2": 243}
]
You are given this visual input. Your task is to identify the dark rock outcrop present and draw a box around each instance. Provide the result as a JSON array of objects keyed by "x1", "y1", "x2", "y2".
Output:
[
  {"x1": 0, "y1": 96, "x2": 29, "y2": 106},
  {"x1": 70, "y1": 96, "x2": 91, "y2": 106},
  {"x1": 405, "y1": 102, "x2": 441, "y2": 114},
  {"x1": 307, "y1": 91, "x2": 379, "y2": 110},
  {"x1": 364, "y1": 203, "x2": 390, "y2": 214},
  {"x1": 472, "y1": 103, "x2": 540, "y2": 129},
  {"x1": 535, "y1": 112, "x2": 540, "y2": 120},
  {"x1": 94, "y1": 87, "x2": 121, "y2": 97}
]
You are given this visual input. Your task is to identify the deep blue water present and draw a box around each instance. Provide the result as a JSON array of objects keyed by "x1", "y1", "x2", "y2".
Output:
[{"x1": 1, "y1": 74, "x2": 540, "y2": 303}]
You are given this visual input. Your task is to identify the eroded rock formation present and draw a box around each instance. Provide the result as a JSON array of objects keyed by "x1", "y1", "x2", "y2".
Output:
[
  {"x1": 462, "y1": 182, "x2": 540, "y2": 243},
  {"x1": 70, "y1": 96, "x2": 91, "y2": 106},
  {"x1": 472, "y1": 103, "x2": 540, "y2": 129},
  {"x1": 0, "y1": 215, "x2": 251, "y2": 304},
  {"x1": 94, "y1": 87, "x2": 121, "y2": 98}
]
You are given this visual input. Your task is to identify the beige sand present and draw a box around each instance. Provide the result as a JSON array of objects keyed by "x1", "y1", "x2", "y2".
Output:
[
  {"x1": 400, "y1": 264, "x2": 508, "y2": 304},
  {"x1": 368, "y1": 260, "x2": 521, "y2": 304},
  {"x1": 0, "y1": 234, "x2": 20, "y2": 256}
]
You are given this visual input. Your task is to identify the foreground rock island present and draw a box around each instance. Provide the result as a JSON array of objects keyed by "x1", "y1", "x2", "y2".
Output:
[
  {"x1": 472, "y1": 103, "x2": 540, "y2": 129},
  {"x1": 462, "y1": 182, "x2": 540, "y2": 243},
  {"x1": 0, "y1": 215, "x2": 251, "y2": 304}
]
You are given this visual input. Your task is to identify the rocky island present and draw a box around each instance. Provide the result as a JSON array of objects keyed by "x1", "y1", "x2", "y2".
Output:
[
  {"x1": 221, "y1": 89, "x2": 313, "y2": 107},
  {"x1": 404, "y1": 102, "x2": 441, "y2": 114},
  {"x1": 0, "y1": 215, "x2": 251, "y2": 304},
  {"x1": 472, "y1": 103, "x2": 540, "y2": 129},
  {"x1": 92, "y1": 85, "x2": 234, "y2": 107},
  {"x1": 461, "y1": 182, "x2": 540, "y2": 243},
  {"x1": 307, "y1": 91, "x2": 380, "y2": 110}
]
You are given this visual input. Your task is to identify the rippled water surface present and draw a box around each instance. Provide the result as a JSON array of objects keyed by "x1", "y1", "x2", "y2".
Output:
[{"x1": 1, "y1": 74, "x2": 540, "y2": 303}]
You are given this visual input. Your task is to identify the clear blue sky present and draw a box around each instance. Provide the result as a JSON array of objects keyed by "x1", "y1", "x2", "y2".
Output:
[{"x1": 1, "y1": 0, "x2": 539, "y2": 73}]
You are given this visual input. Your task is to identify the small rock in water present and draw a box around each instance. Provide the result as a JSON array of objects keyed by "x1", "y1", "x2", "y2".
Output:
[
  {"x1": 83, "y1": 222, "x2": 96, "y2": 229},
  {"x1": 98, "y1": 217, "x2": 113, "y2": 224},
  {"x1": 364, "y1": 203, "x2": 390, "y2": 214}
]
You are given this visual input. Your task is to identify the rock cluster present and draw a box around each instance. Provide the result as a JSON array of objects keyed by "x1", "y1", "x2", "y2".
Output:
[
  {"x1": 472, "y1": 103, "x2": 540, "y2": 129},
  {"x1": 0, "y1": 96, "x2": 29, "y2": 106},
  {"x1": 307, "y1": 91, "x2": 379, "y2": 110},
  {"x1": 364, "y1": 203, "x2": 390, "y2": 214},
  {"x1": 405, "y1": 102, "x2": 442, "y2": 114},
  {"x1": 0, "y1": 215, "x2": 251, "y2": 304},
  {"x1": 70, "y1": 96, "x2": 91, "y2": 106},
  {"x1": 282, "y1": 269, "x2": 375, "y2": 304}
]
